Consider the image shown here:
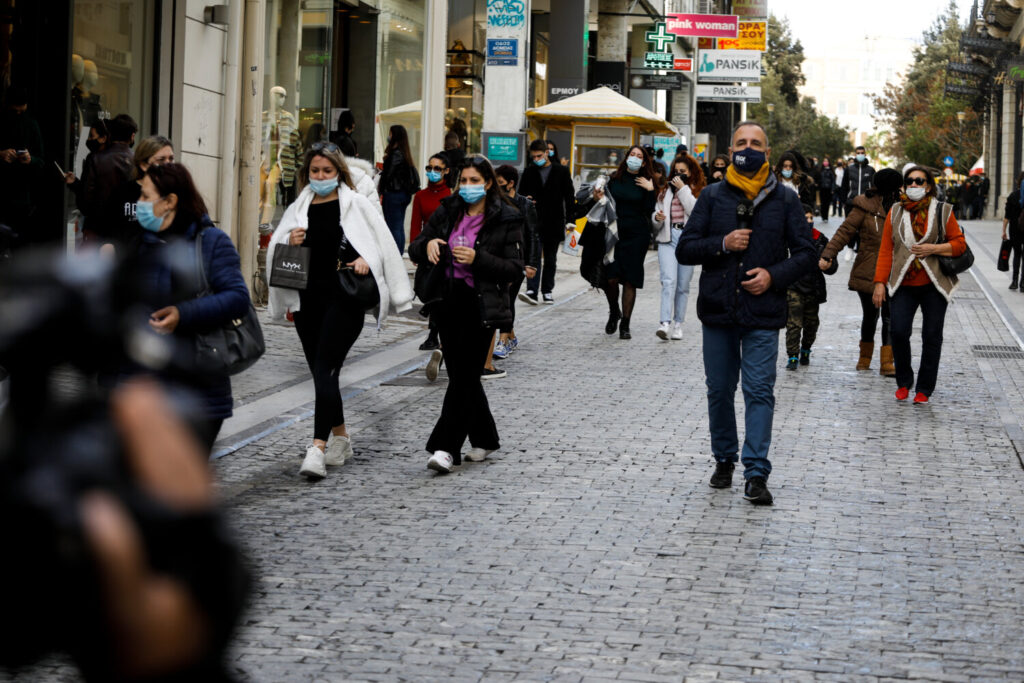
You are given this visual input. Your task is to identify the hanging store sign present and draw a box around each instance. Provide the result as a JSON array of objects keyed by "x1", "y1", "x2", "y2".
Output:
[
  {"x1": 630, "y1": 73, "x2": 684, "y2": 91},
  {"x1": 645, "y1": 52, "x2": 675, "y2": 69},
  {"x1": 698, "y1": 50, "x2": 762, "y2": 82},
  {"x1": 666, "y1": 13, "x2": 740, "y2": 39},
  {"x1": 696, "y1": 84, "x2": 762, "y2": 103},
  {"x1": 698, "y1": 37, "x2": 716, "y2": 49},
  {"x1": 732, "y1": 0, "x2": 768, "y2": 16},
  {"x1": 717, "y1": 21, "x2": 767, "y2": 51},
  {"x1": 574, "y1": 125, "x2": 633, "y2": 148},
  {"x1": 674, "y1": 58, "x2": 694, "y2": 72},
  {"x1": 486, "y1": 38, "x2": 519, "y2": 66}
]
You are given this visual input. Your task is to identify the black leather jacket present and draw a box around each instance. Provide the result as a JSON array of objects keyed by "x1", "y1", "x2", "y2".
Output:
[{"x1": 408, "y1": 195, "x2": 524, "y2": 327}]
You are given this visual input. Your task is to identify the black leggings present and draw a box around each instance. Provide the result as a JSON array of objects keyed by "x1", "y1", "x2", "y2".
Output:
[
  {"x1": 1010, "y1": 236, "x2": 1024, "y2": 282},
  {"x1": 857, "y1": 290, "x2": 891, "y2": 346},
  {"x1": 294, "y1": 292, "x2": 365, "y2": 441},
  {"x1": 426, "y1": 281, "x2": 500, "y2": 462},
  {"x1": 500, "y1": 271, "x2": 525, "y2": 334}
]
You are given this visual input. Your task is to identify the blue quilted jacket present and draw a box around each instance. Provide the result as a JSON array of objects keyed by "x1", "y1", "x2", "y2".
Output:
[{"x1": 676, "y1": 176, "x2": 817, "y2": 329}]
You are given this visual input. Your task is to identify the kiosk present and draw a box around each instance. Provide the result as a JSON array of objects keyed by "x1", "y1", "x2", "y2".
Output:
[{"x1": 525, "y1": 87, "x2": 679, "y2": 185}]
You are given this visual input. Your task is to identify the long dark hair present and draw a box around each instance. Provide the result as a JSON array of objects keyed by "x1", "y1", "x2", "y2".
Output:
[
  {"x1": 384, "y1": 124, "x2": 413, "y2": 164},
  {"x1": 670, "y1": 154, "x2": 706, "y2": 197},
  {"x1": 611, "y1": 145, "x2": 655, "y2": 181},
  {"x1": 546, "y1": 139, "x2": 560, "y2": 165},
  {"x1": 458, "y1": 155, "x2": 512, "y2": 212},
  {"x1": 145, "y1": 163, "x2": 209, "y2": 234}
]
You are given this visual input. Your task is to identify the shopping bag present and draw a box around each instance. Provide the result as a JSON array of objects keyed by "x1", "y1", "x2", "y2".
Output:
[
  {"x1": 562, "y1": 219, "x2": 585, "y2": 256},
  {"x1": 998, "y1": 238, "x2": 1012, "y2": 272}
]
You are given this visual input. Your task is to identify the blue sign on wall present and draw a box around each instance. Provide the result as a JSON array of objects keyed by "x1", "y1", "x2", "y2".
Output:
[
  {"x1": 487, "y1": 135, "x2": 521, "y2": 162},
  {"x1": 486, "y1": 39, "x2": 519, "y2": 66}
]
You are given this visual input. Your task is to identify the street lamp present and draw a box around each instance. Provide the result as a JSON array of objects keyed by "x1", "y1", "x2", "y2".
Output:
[{"x1": 957, "y1": 111, "x2": 967, "y2": 175}]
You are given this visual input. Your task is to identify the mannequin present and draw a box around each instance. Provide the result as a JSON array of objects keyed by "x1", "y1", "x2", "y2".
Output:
[
  {"x1": 70, "y1": 55, "x2": 85, "y2": 169},
  {"x1": 260, "y1": 86, "x2": 301, "y2": 223},
  {"x1": 73, "y1": 59, "x2": 103, "y2": 177}
]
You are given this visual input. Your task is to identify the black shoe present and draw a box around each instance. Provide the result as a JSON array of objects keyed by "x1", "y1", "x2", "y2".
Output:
[
  {"x1": 709, "y1": 461, "x2": 734, "y2": 488},
  {"x1": 799, "y1": 348, "x2": 811, "y2": 366},
  {"x1": 786, "y1": 356, "x2": 799, "y2": 371},
  {"x1": 605, "y1": 310, "x2": 621, "y2": 335},
  {"x1": 619, "y1": 317, "x2": 631, "y2": 340},
  {"x1": 519, "y1": 290, "x2": 539, "y2": 306},
  {"x1": 1011, "y1": 282, "x2": 1019, "y2": 291},
  {"x1": 743, "y1": 476, "x2": 773, "y2": 505},
  {"x1": 419, "y1": 335, "x2": 440, "y2": 351}
]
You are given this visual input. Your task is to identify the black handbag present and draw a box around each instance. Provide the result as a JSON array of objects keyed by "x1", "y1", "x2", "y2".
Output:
[
  {"x1": 269, "y1": 243, "x2": 310, "y2": 290},
  {"x1": 336, "y1": 235, "x2": 380, "y2": 311},
  {"x1": 936, "y1": 210, "x2": 974, "y2": 277},
  {"x1": 998, "y1": 239, "x2": 1012, "y2": 272},
  {"x1": 192, "y1": 230, "x2": 266, "y2": 376}
]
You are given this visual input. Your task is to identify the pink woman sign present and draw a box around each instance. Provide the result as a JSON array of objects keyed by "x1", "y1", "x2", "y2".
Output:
[{"x1": 666, "y1": 13, "x2": 739, "y2": 39}]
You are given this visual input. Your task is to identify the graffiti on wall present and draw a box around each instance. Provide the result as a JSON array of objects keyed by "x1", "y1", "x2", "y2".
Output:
[{"x1": 487, "y1": 0, "x2": 525, "y2": 29}]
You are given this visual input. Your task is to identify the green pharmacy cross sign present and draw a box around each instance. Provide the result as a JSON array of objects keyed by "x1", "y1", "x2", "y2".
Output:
[{"x1": 646, "y1": 22, "x2": 676, "y2": 52}]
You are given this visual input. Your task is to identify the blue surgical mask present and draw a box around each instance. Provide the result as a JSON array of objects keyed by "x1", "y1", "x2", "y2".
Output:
[
  {"x1": 732, "y1": 148, "x2": 767, "y2": 172},
  {"x1": 626, "y1": 156, "x2": 643, "y2": 172},
  {"x1": 782, "y1": 169, "x2": 793, "y2": 179},
  {"x1": 136, "y1": 200, "x2": 165, "y2": 232},
  {"x1": 533, "y1": 158, "x2": 547, "y2": 167},
  {"x1": 309, "y1": 177, "x2": 339, "y2": 196},
  {"x1": 459, "y1": 184, "x2": 487, "y2": 204},
  {"x1": 856, "y1": 154, "x2": 867, "y2": 163},
  {"x1": 548, "y1": 149, "x2": 555, "y2": 157},
  {"x1": 426, "y1": 170, "x2": 443, "y2": 183}
]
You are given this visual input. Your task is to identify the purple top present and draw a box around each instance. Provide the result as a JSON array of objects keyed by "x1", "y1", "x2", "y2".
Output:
[{"x1": 450, "y1": 212, "x2": 484, "y2": 287}]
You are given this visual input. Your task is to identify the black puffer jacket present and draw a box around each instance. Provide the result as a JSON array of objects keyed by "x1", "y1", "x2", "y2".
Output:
[
  {"x1": 789, "y1": 228, "x2": 838, "y2": 303},
  {"x1": 408, "y1": 194, "x2": 524, "y2": 328},
  {"x1": 509, "y1": 192, "x2": 541, "y2": 270},
  {"x1": 379, "y1": 149, "x2": 420, "y2": 195}
]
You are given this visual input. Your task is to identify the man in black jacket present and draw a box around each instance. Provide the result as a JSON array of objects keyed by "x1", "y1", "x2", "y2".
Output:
[
  {"x1": 677, "y1": 121, "x2": 817, "y2": 505},
  {"x1": 84, "y1": 114, "x2": 136, "y2": 243},
  {"x1": 839, "y1": 145, "x2": 875, "y2": 210},
  {"x1": 518, "y1": 139, "x2": 575, "y2": 304}
]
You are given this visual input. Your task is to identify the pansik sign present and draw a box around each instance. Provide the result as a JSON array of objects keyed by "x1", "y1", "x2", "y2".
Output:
[
  {"x1": 666, "y1": 13, "x2": 739, "y2": 39},
  {"x1": 717, "y1": 21, "x2": 767, "y2": 51},
  {"x1": 696, "y1": 84, "x2": 762, "y2": 103},
  {"x1": 698, "y1": 50, "x2": 762, "y2": 82}
]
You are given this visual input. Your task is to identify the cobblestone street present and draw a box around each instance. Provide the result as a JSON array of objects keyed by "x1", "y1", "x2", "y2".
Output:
[{"x1": 9, "y1": 221, "x2": 1024, "y2": 682}]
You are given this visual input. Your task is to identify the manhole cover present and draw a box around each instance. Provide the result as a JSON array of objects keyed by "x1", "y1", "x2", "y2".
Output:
[{"x1": 972, "y1": 344, "x2": 1024, "y2": 359}]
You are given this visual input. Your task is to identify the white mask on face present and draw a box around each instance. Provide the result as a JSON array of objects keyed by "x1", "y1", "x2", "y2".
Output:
[{"x1": 906, "y1": 187, "x2": 927, "y2": 201}]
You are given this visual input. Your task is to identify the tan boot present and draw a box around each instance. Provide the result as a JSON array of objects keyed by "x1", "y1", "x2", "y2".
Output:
[
  {"x1": 879, "y1": 345, "x2": 896, "y2": 377},
  {"x1": 857, "y1": 342, "x2": 874, "y2": 370}
]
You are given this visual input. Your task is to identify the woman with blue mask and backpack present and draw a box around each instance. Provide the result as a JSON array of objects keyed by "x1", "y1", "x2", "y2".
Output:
[{"x1": 408, "y1": 156, "x2": 524, "y2": 474}]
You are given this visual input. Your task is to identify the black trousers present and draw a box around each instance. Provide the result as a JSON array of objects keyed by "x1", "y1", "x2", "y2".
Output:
[
  {"x1": 857, "y1": 290, "x2": 891, "y2": 346},
  {"x1": 500, "y1": 271, "x2": 525, "y2": 334},
  {"x1": 819, "y1": 189, "x2": 833, "y2": 219},
  {"x1": 196, "y1": 418, "x2": 224, "y2": 456},
  {"x1": 526, "y1": 239, "x2": 559, "y2": 295},
  {"x1": 294, "y1": 290, "x2": 365, "y2": 440},
  {"x1": 890, "y1": 285, "x2": 948, "y2": 397},
  {"x1": 1010, "y1": 235, "x2": 1024, "y2": 282},
  {"x1": 426, "y1": 281, "x2": 500, "y2": 462}
]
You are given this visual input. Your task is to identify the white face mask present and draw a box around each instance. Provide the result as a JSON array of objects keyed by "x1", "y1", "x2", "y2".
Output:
[{"x1": 906, "y1": 186, "x2": 927, "y2": 201}]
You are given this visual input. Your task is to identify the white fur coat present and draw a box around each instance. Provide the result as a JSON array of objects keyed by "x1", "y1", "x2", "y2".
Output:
[{"x1": 267, "y1": 184, "x2": 413, "y2": 327}]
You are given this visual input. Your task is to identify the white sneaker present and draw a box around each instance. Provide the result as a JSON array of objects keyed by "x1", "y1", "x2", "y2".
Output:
[
  {"x1": 299, "y1": 445, "x2": 327, "y2": 479},
  {"x1": 671, "y1": 322, "x2": 684, "y2": 340},
  {"x1": 324, "y1": 434, "x2": 353, "y2": 466},
  {"x1": 656, "y1": 322, "x2": 670, "y2": 340},
  {"x1": 425, "y1": 349, "x2": 443, "y2": 382},
  {"x1": 466, "y1": 447, "x2": 495, "y2": 462},
  {"x1": 427, "y1": 450, "x2": 454, "y2": 473}
]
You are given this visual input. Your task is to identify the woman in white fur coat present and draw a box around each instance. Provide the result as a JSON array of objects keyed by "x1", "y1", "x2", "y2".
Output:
[{"x1": 267, "y1": 142, "x2": 413, "y2": 479}]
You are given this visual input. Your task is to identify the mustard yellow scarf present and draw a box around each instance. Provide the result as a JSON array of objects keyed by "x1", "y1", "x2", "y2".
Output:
[{"x1": 726, "y1": 162, "x2": 771, "y2": 200}]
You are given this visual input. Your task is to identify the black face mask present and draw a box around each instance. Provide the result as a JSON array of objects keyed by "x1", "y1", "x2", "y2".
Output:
[{"x1": 86, "y1": 138, "x2": 102, "y2": 153}]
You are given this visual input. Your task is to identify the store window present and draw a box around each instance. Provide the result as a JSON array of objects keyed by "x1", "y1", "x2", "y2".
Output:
[
  {"x1": 260, "y1": 0, "x2": 333, "y2": 230},
  {"x1": 374, "y1": 1, "x2": 425, "y2": 163},
  {"x1": 446, "y1": 0, "x2": 485, "y2": 154},
  {"x1": 70, "y1": 1, "x2": 156, "y2": 176}
]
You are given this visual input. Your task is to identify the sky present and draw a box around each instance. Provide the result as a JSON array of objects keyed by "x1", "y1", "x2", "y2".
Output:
[{"x1": 765, "y1": 0, "x2": 978, "y2": 54}]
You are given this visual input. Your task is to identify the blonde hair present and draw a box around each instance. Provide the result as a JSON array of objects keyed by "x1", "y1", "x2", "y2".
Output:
[
  {"x1": 132, "y1": 136, "x2": 174, "y2": 180},
  {"x1": 298, "y1": 143, "x2": 356, "y2": 191}
]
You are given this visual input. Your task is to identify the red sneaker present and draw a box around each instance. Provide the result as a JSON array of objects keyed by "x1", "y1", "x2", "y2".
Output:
[
  {"x1": 895, "y1": 387, "x2": 910, "y2": 401},
  {"x1": 913, "y1": 392, "x2": 929, "y2": 404}
]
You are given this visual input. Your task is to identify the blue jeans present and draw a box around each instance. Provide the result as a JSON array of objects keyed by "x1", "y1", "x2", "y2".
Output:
[
  {"x1": 657, "y1": 228, "x2": 694, "y2": 323},
  {"x1": 701, "y1": 325, "x2": 779, "y2": 479},
  {"x1": 382, "y1": 191, "x2": 411, "y2": 254}
]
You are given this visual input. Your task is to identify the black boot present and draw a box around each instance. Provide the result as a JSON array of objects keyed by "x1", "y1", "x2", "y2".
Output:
[
  {"x1": 619, "y1": 317, "x2": 631, "y2": 340},
  {"x1": 419, "y1": 330, "x2": 440, "y2": 350},
  {"x1": 1011, "y1": 280, "x2": 1019, "y2": 291},
  {"x1": 605, "y1": 309, "x2": 622, "y2": 335}
]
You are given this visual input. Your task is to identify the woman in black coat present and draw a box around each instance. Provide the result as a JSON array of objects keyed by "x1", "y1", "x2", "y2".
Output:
[
  {"x1": 1002, "y1": 171, "x2": 1024, "y2": 289},
  {"x1": 408, "y1": 155, "x2": 524, "y2": 474},
  {"x1": 379, "y1": 124, "x2": 420, "y2": 254}
]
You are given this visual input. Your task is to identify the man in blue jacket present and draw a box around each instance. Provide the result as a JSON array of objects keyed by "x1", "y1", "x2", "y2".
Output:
[{"x1": 676, "y1": 121, "x2": 817, "y2": 505}]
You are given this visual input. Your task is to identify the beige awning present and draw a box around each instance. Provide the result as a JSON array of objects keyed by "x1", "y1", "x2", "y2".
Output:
[{"x1": 526, "y1": 87, "x2": 679, "y2": 136}]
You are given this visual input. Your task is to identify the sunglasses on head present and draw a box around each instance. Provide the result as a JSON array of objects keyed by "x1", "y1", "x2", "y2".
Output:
[
  {"x1": 906, "y1": 177, "x2": 928, "y2": 186},
  {"x1": 310, "y1": 141, "x2": 340, "y2": 154}
]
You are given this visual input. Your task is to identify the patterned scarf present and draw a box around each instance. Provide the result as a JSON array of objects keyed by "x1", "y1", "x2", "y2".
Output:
[{"x1": 900, "y1": 192, "x2": 932, "y2": 273}]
